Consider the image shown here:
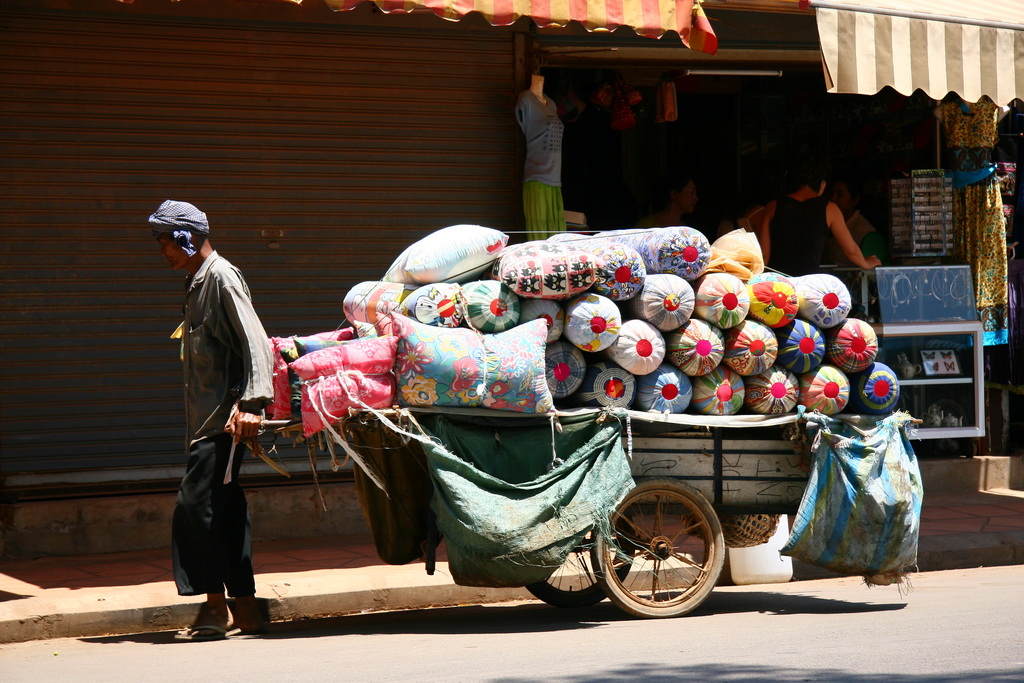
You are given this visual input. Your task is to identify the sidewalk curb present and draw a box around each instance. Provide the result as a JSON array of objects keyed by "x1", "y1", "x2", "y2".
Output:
[
  {"x1": 3, "y1": 536, "x2": 1023, "y2": 645},
  {"x1": 265, "y1": 582, "x2": 533, "y2": 624},
  {"x1": 917, "y1": 529, "x2": 1024, "y2": 570},
  {"x1": 790, "y1": 531, "x2": 1024, "y2": 581},
  {"x1": 0, "y1": 565, "x2": 533, "y2": 645},
  {"x1": 0, "y1": 604, "x2": 192, "y2": 645}
]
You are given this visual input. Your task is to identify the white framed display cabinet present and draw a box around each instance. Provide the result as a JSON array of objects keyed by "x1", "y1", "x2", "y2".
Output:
[{"x1": 870, "y1": 321, "x2": 985, "y2": 440}]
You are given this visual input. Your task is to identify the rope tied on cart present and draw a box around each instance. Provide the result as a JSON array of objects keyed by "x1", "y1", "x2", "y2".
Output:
[
  {"x1": 302, "y1": 369, "x2": 442, "y2": 494},
  {"x1": 547, "y1": 413, "x2": 570, "y2": 469},
  {"x1": 597, "y1": 407, "x2": 633, "y2": 462}
]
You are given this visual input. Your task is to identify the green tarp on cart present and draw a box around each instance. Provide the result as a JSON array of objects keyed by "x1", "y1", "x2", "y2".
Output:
[{"x1": 418, "y1": 412, "x2": 634, "y2": 588}]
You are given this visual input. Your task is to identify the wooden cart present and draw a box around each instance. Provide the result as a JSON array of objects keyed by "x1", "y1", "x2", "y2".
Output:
[
  {"x1": 525, "y1": 409, "x2": 809, "y2": 618},
  {"x1": 271, "y1": 407, "x2": 811, "y2": 620}
]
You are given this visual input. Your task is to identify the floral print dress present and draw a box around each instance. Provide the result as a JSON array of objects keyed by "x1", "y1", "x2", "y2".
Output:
[{"x1": 941, "y1": 98, "x2": 1009, "y2": 345}]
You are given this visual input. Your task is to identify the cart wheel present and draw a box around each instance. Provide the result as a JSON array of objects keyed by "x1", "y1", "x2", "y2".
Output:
[
  {"x1": 592, "y1": 478, "x2": 724, "y2": 619},
  {"x1": 525, "y1": 533, "x2": 631, "y2": 608}
]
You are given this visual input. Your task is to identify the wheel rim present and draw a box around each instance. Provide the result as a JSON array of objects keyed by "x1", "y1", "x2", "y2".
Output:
[
  {"x1": 527, "y1": 530, "x2": 633, "y2": 607},
  {"x1": 546, "y1": 547, "x2": 601, "y2": 594},
  {"x1": 603, "y1": 487, "x2": 720, "y2": 609}
]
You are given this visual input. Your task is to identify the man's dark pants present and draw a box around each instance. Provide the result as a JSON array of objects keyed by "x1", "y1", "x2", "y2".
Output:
[{"x1": 172, "y1": 433, "x2": 255, "y2": 597}]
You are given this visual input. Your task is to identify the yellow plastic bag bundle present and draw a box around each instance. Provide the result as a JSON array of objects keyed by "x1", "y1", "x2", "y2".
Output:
[{"x1": 705, "y1": 229, "x2": 765, "y2": 281}]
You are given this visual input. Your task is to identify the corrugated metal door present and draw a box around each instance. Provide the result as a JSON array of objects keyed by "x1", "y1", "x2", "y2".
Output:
[{"x1": 0, "y1": 8, "x2": 519, "y2": 497}]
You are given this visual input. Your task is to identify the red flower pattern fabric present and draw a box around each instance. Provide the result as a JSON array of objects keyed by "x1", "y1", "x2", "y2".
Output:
[{"x1": 291, "y1": 335, "x2": 398, "y2": 437}]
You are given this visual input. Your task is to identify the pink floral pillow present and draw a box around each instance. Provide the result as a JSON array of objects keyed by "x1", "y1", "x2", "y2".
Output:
[
  {"x1": 269, "y1": 328, "x2": 355, "y2": 421},
  {"x1": 290, "y1": 336, "x2": 398, "y2": 437},
  {"x1": 289, "y1": 336, "x2": 396, "y2": 381}
]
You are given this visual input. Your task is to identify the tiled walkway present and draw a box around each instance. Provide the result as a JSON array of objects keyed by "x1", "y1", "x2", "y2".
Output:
[
  {"x1": 919, "y1": 494, "x2": 1024, "y2": 535},
  {"x1": 0, "y1": 535, "x2": 456, "y2": 596}
]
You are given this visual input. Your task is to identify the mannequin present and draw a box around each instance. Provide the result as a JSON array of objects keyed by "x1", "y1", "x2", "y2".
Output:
[
  {"x1": 936, "y1": 94, "x2": 1010, "y2": 345},
  {"x1": 529, "y1": 74, "x2": 546, "y2": 106},
  {"x1": 516, "y1": 72, "x2": 566, "y2": 241}
]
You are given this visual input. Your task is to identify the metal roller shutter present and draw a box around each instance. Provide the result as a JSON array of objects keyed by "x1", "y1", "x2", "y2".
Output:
[{"x1": 0, "y1": 8, "x2": 518, "y2": 497}]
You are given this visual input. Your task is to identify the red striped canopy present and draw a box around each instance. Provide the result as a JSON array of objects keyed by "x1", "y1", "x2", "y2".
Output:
[{"x1": 325, "y1": 0, "x2": 717, "y2": 50}]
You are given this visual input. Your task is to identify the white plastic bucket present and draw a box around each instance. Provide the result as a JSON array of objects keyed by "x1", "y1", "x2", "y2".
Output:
[{"x1": 728, "y1": 514, "x2": 794, "y2": 585}]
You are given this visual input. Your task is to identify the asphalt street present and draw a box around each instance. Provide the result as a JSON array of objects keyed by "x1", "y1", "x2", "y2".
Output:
[{"x1": 1, "y1": 566, "x2": 1022, "y2": 683}]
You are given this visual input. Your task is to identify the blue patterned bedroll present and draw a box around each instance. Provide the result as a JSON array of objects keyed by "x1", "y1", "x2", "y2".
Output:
[
  {"x1": 781, "y1": 411, "x2": 923, "y2": 585},
  {"x1": 417, "y1": 411, "x2": 634, "y2": 588}
]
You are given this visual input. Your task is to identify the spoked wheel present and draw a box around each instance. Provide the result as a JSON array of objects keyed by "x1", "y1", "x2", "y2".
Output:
[
  {"x1": 592, "y1": 478, "x2": 725, "y2": 618},
  {"x1": 525, "y1": 532, "x2": 632, "y2": 608}
]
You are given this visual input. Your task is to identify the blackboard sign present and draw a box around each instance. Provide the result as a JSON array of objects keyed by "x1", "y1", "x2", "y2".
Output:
[{"x1": 876, "y1": 266, "x2": 978, "y2": 323}]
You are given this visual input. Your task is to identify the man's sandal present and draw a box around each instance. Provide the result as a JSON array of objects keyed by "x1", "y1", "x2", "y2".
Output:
[{"x1": 174, "y1": 624, "x2": 228, "y2": 642}]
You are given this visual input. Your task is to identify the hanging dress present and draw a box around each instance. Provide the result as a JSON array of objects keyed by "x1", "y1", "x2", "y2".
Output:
[{"x1": 941, "y1": 98, "x2": 1008, "y2": 345}]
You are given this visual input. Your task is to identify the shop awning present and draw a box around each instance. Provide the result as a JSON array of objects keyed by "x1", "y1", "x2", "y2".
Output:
[
  {"x1": 324, "y1": 0, "x2": 718, "y2": 53},
  {"x1": 810, "y1": 1, "x2": 1024, "y2": 104}
]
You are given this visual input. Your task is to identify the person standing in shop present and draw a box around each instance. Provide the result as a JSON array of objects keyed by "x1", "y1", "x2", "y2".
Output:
[
  {"x1": 516, "y1": 73, "x2": 566, "y2": 241},
  {"x1": 822, "y1": 174, "x2": 888, "y2": 266},
  {"x1": 756, "y1": 153, "x2": 881, "y2": 277},
  {"x1": 635, "y1": 171, "x2": 699, "y2": 229},
  {"x1": 150, "y1": 200, "x2": 274, "y2": 641}
]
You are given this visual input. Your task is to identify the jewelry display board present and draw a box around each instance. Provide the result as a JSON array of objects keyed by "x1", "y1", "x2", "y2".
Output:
[
  {"x1": 875, "y1": 265, "x2": 977, "y2": 324},
  {"x1": 889, "y1": 170, "x2": 954, "y2": 257}
]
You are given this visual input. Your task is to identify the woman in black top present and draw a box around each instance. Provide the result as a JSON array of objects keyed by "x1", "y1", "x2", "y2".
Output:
[{"x1": 756, "y1": 154, "x2": 881, "y2": 277}]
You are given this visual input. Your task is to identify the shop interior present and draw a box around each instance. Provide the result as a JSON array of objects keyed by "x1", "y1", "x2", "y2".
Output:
[
  {"x1": 548, "y1": 67, "x2": 940, "y2": 240},
  {"x1": 541, "y1": 65, "x2": 1024, "y2": 455}
]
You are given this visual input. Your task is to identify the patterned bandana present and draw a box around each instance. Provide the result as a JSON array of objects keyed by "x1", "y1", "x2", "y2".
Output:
[{"x1": 149, "y1": 200, "x2": 209, "y2": 256}]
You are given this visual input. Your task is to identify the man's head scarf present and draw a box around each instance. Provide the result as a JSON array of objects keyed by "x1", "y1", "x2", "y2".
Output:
[{"x1": 149, "y1": 200, "x2": 209, "y2": 257}]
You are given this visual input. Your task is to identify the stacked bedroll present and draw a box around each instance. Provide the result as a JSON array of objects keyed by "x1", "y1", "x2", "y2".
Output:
[{"x1": 326, "y1": 224, "x2": 901, "y2": 431}]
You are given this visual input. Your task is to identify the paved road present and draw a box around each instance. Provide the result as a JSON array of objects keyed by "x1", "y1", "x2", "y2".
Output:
[{"x1": 2, "y1": 567, "x2": 1022, "y2": 682}]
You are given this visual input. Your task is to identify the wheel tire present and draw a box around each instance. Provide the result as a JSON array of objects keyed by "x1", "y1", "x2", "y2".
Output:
[
  {"x1": 525, "y1": 533, "x2": 632, "y2": 608},
  {"x1": 593, "y1": 478, "x2": 725, "y2": 619}
]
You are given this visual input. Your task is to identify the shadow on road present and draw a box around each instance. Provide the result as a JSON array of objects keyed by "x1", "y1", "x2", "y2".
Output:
[
  {"x1": 694, "y1": 589, "x2": 908, "y2": 616},
  {"x1": 80, "y1": 586, "x2": 906, "y2": 646},
  {"x1": 485, "y1": 663, "x2": 1020, "y2": 683},
  {"x1": 0, "y1": 590, "x2": 30, "y2": 603}
]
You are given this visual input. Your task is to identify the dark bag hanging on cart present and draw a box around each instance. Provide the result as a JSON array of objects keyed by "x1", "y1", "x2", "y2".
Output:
[
  {"x1": 344, "y1": 414, "x2": 438, "y2": 566},
  {"x1": 781, "y1": 412, "x2": 923, "y2": 584}
]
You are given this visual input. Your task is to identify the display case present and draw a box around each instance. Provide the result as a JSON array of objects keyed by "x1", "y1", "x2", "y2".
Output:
[
  {"x1": 871, "y1": 321, "x2": 985, "y2": 439},
  {"x1": 874, "y1": 265, "x2": 977, "y2": 324}
]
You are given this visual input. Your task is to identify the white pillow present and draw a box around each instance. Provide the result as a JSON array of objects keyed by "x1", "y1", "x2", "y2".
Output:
[
  {"x1": 519, "y1": 298, "x2": 565, "y2": 343},
  {"x1": 604, "y1": 319, "x2": 666, "y2": 375},
  {"x1": 384, "y1": 225, "x2": 508, "y2": 285}
]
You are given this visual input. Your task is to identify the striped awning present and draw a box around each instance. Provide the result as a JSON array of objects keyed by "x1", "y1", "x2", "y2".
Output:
[
  {"x1": 811, "y1": 1, "x2": 1024, "y2": 104},
  {"x1": 325, "y1": 0, "x2": 717, "y2": 52}
]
